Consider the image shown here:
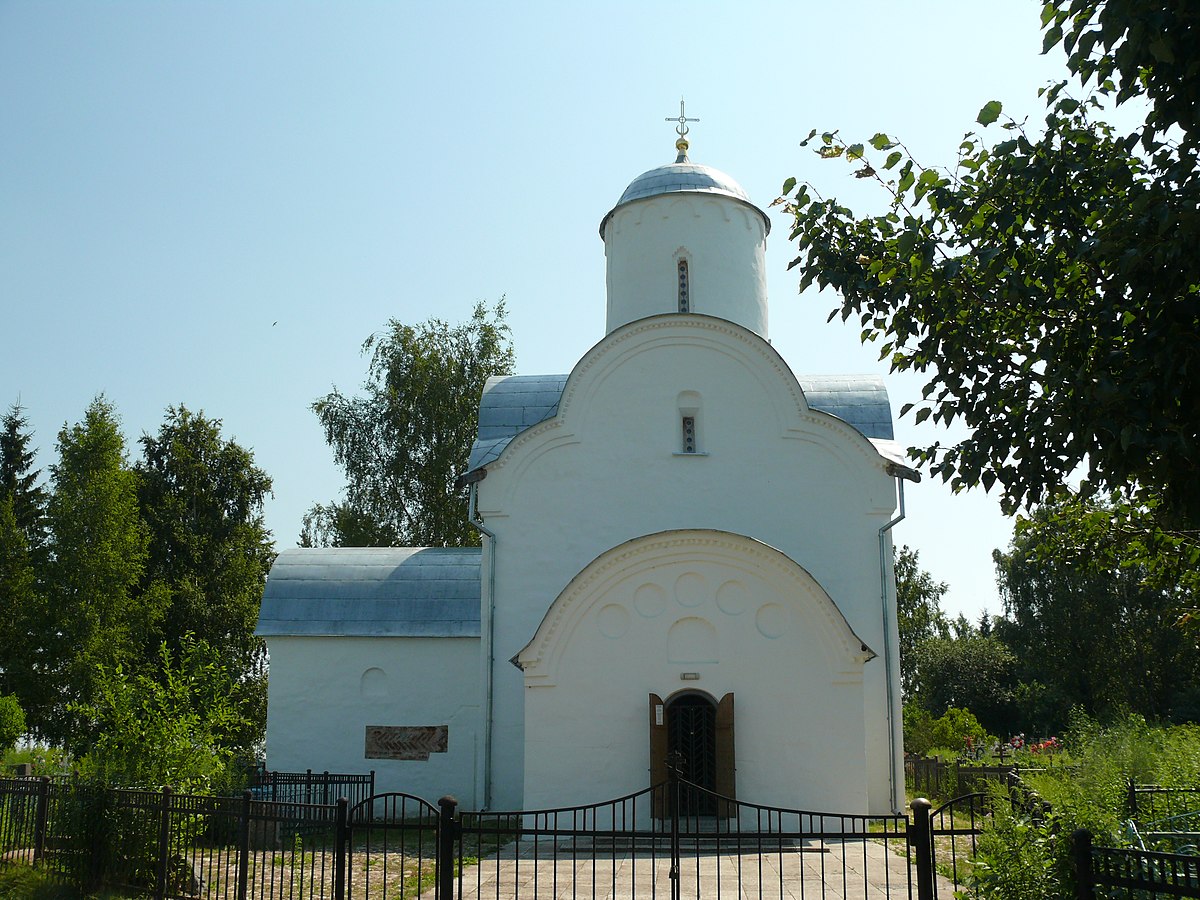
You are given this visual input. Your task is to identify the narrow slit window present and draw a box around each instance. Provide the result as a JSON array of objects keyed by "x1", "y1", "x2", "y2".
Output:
[
  {"x1": 682, "y1": 416, "x2": 697, "y2": 453},
  {"x1": 677, "y1": 259, "x2": 690, "y2": 312}
]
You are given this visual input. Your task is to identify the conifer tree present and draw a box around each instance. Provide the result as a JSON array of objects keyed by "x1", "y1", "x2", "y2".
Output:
[{"x1": 0, "y1": 403, "x2": 47, "y2": 549}]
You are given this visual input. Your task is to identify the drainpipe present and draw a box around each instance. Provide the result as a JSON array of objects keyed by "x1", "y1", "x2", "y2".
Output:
[
  {"x1": 878, "y1": 473, "x2": 906, "y2": 814},
  {"x1": 468, "y1": 481, "x2": 496, "y2": 810}
]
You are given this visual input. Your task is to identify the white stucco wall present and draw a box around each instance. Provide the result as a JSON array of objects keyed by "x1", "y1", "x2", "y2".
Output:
[
  {"x1": 475, "y1": 315, "x2": 902, "y2": 813},
  {"x1": 517, "y1": 531, "x2": 870, "y2": 817},
  {"x1": 263, "y1": 635, "x2": 483, "y2": 806}
]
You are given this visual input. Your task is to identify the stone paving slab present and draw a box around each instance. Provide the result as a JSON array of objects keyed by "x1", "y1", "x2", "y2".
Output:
[{"x1": 433, "y1": 838, "x2": 953, "y2": 899}]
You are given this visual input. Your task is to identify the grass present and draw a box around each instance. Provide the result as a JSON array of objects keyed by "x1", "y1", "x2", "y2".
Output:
[{"x1": 0, "y1": 866, "x2": 134, "y2": 900}]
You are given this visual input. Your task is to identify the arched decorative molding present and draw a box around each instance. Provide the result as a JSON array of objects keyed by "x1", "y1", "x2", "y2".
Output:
[
  {"x1": 516, "y1": 529, "x2": 874, "y2": 685},
  {"x1": 477, "y1": 314, "x2": 892, "y2": 510},
  {"x1": 360, "y1": 667, "x2": 388, "y2": 699}
]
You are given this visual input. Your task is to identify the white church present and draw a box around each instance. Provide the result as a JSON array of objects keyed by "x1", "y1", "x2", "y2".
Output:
[{"x1": 257, "y1": 122, "x2": 918, "y2": 817}]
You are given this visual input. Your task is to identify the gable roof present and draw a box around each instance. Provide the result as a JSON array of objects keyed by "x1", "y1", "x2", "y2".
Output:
[
  {"x1": 464, "y1": 372, "x2": 896, "y2": 478},
  {"x1": 256, "y1": 547, "x2": 481, "y2": 638}
]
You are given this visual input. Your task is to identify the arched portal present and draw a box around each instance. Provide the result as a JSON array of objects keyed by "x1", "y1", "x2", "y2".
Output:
[
  {"x1": 518, "y1": 530, "x2": 874, "y2": 813},
  {"x1": 669, "y1": 692, "x2": 716, "y2": 813},
  {"x1": 650, "y1": 691, "x2": 735, "y2": 818}
]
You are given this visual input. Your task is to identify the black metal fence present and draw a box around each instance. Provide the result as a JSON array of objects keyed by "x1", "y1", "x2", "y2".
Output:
[
  {"x1": 1073, "y1": 828, "x2": 1200, "y2": 899},
  {"x1": 1128, "y1": 782, "x2": 1200, "y2": 825},
  {"x1": 1, "y1": 776, "x2": 346, "y2": 899},
  {"x1": 2, "y1": 772, "x2": 970, "y2": 899},
  {"x1": 905, "y1": 756, "x2": 1020, "y2": 803},
  {"x1": 249, "y1": 769, "x2": 375, "y2": 809},
  {"x1": 446, "y1": 779, "x2": 919, "y2": 900}
]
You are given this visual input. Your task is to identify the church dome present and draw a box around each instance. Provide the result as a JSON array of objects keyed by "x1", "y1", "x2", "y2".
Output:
[
  {"x1": 600, "y1": 140, "x2": 772, "y2": 338},
  {"x1": 600, "y1": 149, "x2": 771, "y2": 239}
]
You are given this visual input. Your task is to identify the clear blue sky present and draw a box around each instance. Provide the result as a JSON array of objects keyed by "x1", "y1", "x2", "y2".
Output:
[{"x1": 1, "y1": 1, "x2": 1071, "y2": 620}]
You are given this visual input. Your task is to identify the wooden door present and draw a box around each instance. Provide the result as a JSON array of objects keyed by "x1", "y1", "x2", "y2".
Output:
[
  {"x1": 650, "y1": 693, "x2": 668, "y2": 817},
  {"x1": 715, "y1": 692, "x2": 736, "y2": 817}
]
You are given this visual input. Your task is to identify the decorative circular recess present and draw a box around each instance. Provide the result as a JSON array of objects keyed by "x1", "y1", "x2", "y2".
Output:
[
  {"x1": 634, "y1": 582, "x2": 667, "y2": 618},
  {"x1": 674, "y1": 571, "x2": 707, "y2": 607},
  {"x1": 716, "y1": 580, "x2": 749, "y2": 615},
  {"x1": 755, "y1": 603, "x2": 787, "y2": 639},
  {"x1": 597, "y1": 603, "x2": 631, "y2": 639}
]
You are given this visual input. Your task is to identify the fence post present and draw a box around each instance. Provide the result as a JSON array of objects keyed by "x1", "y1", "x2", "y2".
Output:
[
  {"x1": 33, "y1": 776, "x2": 50, "y2": 864},
  {"x1": 910, "y1": 797, "x2": 934, "y2": 900},
  {"x1": 334, "y1": 797, "x2": 349, "y2": 900},
  {"x1": 1071, "y1": 829, "x2": 1094, "y2": 900},
  {"x1": 236, "y1": 789, "x2": 252, "y2": 900},
  {"x1": 154, "y1": 786, "x2": 173, "y2": 900},
  {"x1": 305, "y1": 768, "x2": 313, "y2": 805},
  {"x1": 667, "y1": 751, "x2": 683, "y2": 900},
  {"x1": 438, "y1": 796, "x2": 458, "y2": 900}
]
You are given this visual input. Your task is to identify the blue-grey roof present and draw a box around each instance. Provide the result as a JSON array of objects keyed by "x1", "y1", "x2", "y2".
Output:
[
  {"x1": 600, "y1": 152, "x2": 771, "y2": 238},
  {"x1": 464, "y1": 373, "x2": 894, "y2": 477},
  {"x1": 797, "y1": 375, "x2": 895, "y2": 442},
  {"x1": 256, "y1": 547, "x2": 481, "y2": 638},
  {"x1": 467, "y1": 374, "x2": 569, "y2": 471}
]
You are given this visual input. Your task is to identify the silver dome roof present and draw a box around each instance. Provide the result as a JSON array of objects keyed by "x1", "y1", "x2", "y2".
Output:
[{"x1": 600, "y1": 150, "x2": 771, "y2": 237}]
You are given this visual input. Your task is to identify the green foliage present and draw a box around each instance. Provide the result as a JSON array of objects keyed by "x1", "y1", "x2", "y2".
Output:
[
  {"x1": 304, "y1": 299, "x2": 515, "y2": 548},
  {"x1": 0, "y1": 494, "x2": 51, "y2": 729},
  {"x1": 1028, "y1": 713, "x2": 1200, "y2": 839},
  {"x1": 0, "y1": 403, "x2": 47, "y2": 549},
  {"x1": 136, "y1": 405, "x2": 274, "y2": 754},
  {"x1": 1043, "y1": 0, "x2": 1200, "y2": 150},
  {"x1": 1, "y1": 743, "x2": 69, "y2": 776},
  {"x1": 41, "y1": 398, "x2": 155, "y2": 748},
  {"x1": 894, "y1": 545, "x2": 949, "y2": 698},
  {"x1": 904, "y1": 702, "x2": 994, "y2": 756},
  {"x1": 782, "y1": 102, "x2": 1198, "y2": 524},
  {"x1": 916, "y1": 617, "x2": 1017, "y2": 737},
  {"x1": 967, "y1": 715, "x2": 1200, "y2": 898},
  {"x1": 903, "y1": 702, "x2": 937, "y2": 756},
  {"x1": 2, "y1": 397, "x2": 274, "y2": 760},
  {"x1": 967, "y1": 790, "x2": 1062, "y2": 900},
  {"x1": 995, "y1": 494, "x2": 1200, "y2": 733},
  {"x1": 931, "y1": 706, "x2": 994, "y2": 752},
  {"x1": 71, "y1": 635, "x2": 241, "y2": 792},
  {"x1": 0, "y1": 692, "x2": 25, "y2": 750},
  {"x1": 0, "y1": 866, "x2": 106, "y2": 899},
  {"x1": 778, "y1": 0, "x2": 1200, "y2": 573}
]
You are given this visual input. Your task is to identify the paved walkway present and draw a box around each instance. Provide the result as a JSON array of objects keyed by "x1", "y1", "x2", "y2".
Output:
[{"x1": 436, "y1": 837, "x2": 953, "y2": 899}]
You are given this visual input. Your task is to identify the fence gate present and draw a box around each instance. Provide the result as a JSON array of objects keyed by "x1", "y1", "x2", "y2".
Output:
[
  {"x1": 342, "y1": 774, "x2": 924, "y2": 900},
  {"x1": 923, "y1": 792, "x2": 995, "y2": 898},
  {"x1": 344, "y1": 792, "x2": 443, "y2": 899}
]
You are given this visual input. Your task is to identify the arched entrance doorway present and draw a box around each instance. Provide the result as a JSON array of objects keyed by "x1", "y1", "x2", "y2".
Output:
[
  {"x1": 649, "y1": 691, "x2": 735, "y2": 817},
  {"x1": 669, "y1": 693, "x2": 717, "y2": 814}
]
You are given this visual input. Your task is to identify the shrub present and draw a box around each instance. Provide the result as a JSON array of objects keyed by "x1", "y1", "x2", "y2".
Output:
[
  {"x1": 969, "y1": 713, "x2": 1200, "y2": 898},
  {"x1": 0, "y1": 693, "x2": 26, "y2": 751},
  {"x1": 70, "y1": 635, "x2": 241, "y2": 793},
  {"x1": 903, "y1": 702, "x2": 938, "y2": 756}
]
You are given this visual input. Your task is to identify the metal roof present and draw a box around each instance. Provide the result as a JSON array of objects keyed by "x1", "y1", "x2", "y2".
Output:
[
  {"x1": 464, "y1": 373, "x2": 895, "y2": 478},
  {"x1": 599, "y1": 152, "x2": 771, "y2": 238},
  {"x1": 256, "y1": 547, "x2": 481, "y2": 638},
  {"x1": 467, "y1": 374, "x2": 568, "y2": 471},
  {"x1": 797, "y1": 375, "x2": 895, "y2": 442}
]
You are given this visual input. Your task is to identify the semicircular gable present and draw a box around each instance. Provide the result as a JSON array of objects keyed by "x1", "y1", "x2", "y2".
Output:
[
  {"x1": 516, "y1": 529, "x2": 874, "y2": 685},
  {"x1": 480, "y1": 315, "x2": 892, "y2": 504}
]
